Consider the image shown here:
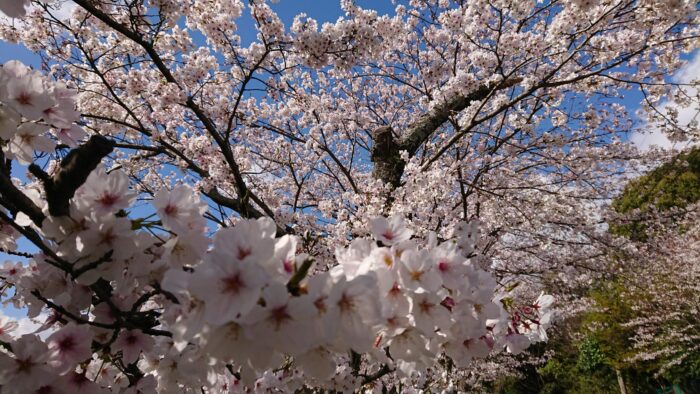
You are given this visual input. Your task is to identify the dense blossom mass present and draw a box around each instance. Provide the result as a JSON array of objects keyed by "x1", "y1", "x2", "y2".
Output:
[
  {"x1": 0, "y1": 58, "x2": 553, "y2": 393},
  {"x1": 0, "y1": 0, "x2": 697, "y2": 392}
]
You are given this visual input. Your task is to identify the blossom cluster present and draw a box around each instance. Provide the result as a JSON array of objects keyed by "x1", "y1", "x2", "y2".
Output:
[
  {"x1": 0, "y1": 56, "x2": 555, "y2": 392},
  {"x1": 0, "y1": 0, "x2": 696, "y2": 389},
  {"x1": 608, "y1": 203, "x2": 700, "y2": 376},
  {"x1": 0, "y1": 60, "x2": 85, "y2": 164},
  {"x1": 0, "y1": 163, "x2": 553, "y2": 392},
  {"x1": 0, "y1": 56, "x2": 551, "y2": 393}
]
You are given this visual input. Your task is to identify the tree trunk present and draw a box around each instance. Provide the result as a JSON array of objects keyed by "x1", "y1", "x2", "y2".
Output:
[{"x1": 616, "y1": 369, "x2": 627, "y2": 394}]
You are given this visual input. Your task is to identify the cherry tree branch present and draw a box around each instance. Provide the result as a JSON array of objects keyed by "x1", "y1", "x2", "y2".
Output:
[
  {"x1": 370, "y1": 77, "x2": 522, "y2": 187},
  {"x1": 71, "y1": 0, "x2": 279, "y2": 225},
  {"x1": 29, "y1": 134, "x2": 115, "y2": 217}
]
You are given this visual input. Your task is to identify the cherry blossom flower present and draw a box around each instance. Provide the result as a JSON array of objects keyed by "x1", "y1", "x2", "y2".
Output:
[
  {"x1": 398, "y1": 249, "x2": 442, "y2": 293},
  {"x1": 0, "y1": 260, "x2": 25, "y2": 284},
  {"x1": 431, "y1": 243, "x2": 469, "y2": 290},
  {"x1": 152, "y1": 185, "x2": 207, "y2": 234},
  {"x1": 190, "y1": 254, "x2": 269, "y2": 325},
  {"x1": 301, "y1": 271, "x2": 336, "y2": 343},
  {"x1": 47, "y1": 323, "x2": 95, "y2": 374},
  {"x1": 326, "y1": 274, "x2": 381, "y2": 353},
  {"x1": 161, "y1": 231, "x2": 209, "y2": 268},
  {"x1": 5, "y1": 122, "x2": 55, "y2": 165},
  {"x1": 1, "y1": 62, "x2": 55, "y2": 120},
  {"x1": 205, "y1": 321, "x2": 277, "y2": 373},
  {"x1": 74, "y1": 166, "x2": 135, "y2": 217},
  {"x1": 444, "y1": 321, "x2": 491, "y2": 368},
  {"x1": 0, "y1": 335, "x2": 54, "y2": 393},
  {"x1": 371, "y1": 216, "x2": 413, "y2": 245},
  {"x1": 410, "y1": 292, "x2": 452, "y2": 336},
  {"x1": 244, "y1": 282, "x2": 316, "y2": 355},
  {"x1": 113, "y1": 330, "x2": 155, "y2": 365},
  {"x1": 42, "y1": 83, "x2": 79, "y2": 129},
  {"x1": 0, "y1": 315, "x2": 19, "y2": 340},
  {"x1": 74, "y1": 216, "x2": 136, "y2": 270},
  {"x1": 61, "y1": 372, "x2": 109, "y2": 394}
]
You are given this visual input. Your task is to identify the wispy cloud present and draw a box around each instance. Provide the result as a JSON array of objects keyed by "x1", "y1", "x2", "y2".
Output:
[
  {"x1": 0, "y1": 308, "x2": 52, "y2": 339},
  {"x1": 631, "y1": 52, "x2": 700, "y2": 151}
]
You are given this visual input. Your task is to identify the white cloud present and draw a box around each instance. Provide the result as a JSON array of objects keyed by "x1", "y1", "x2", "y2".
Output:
[
  {"x1": 0, "y1": 308, "x2": 52, "y2": 339},
  {"x1": 631, "y1": 52, "x2": 700, "y2": 151},
  {"x1": 50, "y1": 0, "x2": 76, "y2": 20}
]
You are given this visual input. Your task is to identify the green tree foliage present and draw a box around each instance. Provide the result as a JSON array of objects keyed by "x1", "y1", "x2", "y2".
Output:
[
  {"x1": 611, "y1": 148, "x2": 700, "y2": 240},
  {"x1": 490, "y1": 150, "x2": 700, "y2": 393}
]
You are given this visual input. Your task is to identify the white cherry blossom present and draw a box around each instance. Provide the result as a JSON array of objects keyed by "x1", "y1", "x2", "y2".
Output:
[
  {"x1": 47, "y1": 323, "x2": 94, "y2": 374},
  {"x1": 113, "y1": 329, "x2": 155, "y2": 365},
  {"x1": 190, "y1": 253, "x2": 269, "y2": 325},
  {"x1": 5, "y1": 122, "x2": 55, "y2": 165},
  {"x1": 371, "y1": 216, "x2": 413, "y2": 245},
  {"x1": 1, "y1": 63, "x2": 55, "y2": 120},
  {"x1": 0, "y1": 335, "x2": 55, "y2": 393},
  {"x1": 0, "y1": 105, "x2": 20, "y2": 140},
  {"x1": 74, "y1": 166, "x2": 135, "y2": 217}
]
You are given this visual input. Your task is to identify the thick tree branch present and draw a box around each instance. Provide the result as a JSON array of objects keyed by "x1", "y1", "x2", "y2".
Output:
[
  {"x1": 0, "y1": 172, "x2": 46, "y2": 227},
  {"x1": 29, "y1": 135, "x2": 115, "y2": 217},
  {"x1": 370, "y1": 126, "x2": 403, "y2": 188},
  {"x1": 370, "y1": 77, "x2": 522, "y2": 187}
]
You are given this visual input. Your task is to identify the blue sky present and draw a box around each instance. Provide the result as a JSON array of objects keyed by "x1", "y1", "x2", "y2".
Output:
[{"x1": 0, "y1": 0, "x2": 397, "y2": 65}]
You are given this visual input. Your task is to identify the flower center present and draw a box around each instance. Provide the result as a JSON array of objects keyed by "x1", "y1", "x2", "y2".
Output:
[
  {"x1": 388, "y1": 282, "x2": 401, "y2": 297},
  {"x1": 383, "y1": 254, "x2": 393, "y2": 267},
  {"x1": 419, "y1": 299, "x2": 433, "y2": 314},
  {"x1": 410, "y1": 270, "x2": 423, "y2": 282},
  {"x1": 222, "y1": 274, "x2": 244, "y2": 295},
  {"x1": 16, "y1": 92, "x2": 32, "y2": 106},
  {"x1": 97, "y1": 193, "x2": 119, "y2": 207},
  {"x1": 58, "y1": 336, "x2": 76, "y2": 351},
  {"x1": 269, "y1": 306, "x2": 291, "y2": 329},
  {"x1": 314, "y1": 297, "x2": 326, "y2": 314},
  {"x1": 164, "y1": 204, "x2": 178, "y2": 216},
  {"x1": 99, "y1": 230, "x2": 117, "y2": 246},
  {"x1": 125, "y1": 333, "x2": 139, "y2": 345},
  {"x1": 338, "y1": 293, "x2": 354, "y2": 312},
  {"x1": 236, "y1": 246, "x2": 252, "y2": 260},
  {"x1": 16, "y1": 358, "x2": 35, "y2": 373},
  {"x1": 463, "y1": 339, "x2": 473, "y2": 349}
]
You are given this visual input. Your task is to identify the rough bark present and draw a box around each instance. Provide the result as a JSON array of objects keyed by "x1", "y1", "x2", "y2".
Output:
[
  {"x1": 0, "y1": 168, "x2": 46, "y2": 227},
  {"x1": 369, "y1": 77, "x2": 522, "y2": 187},
  {"x1": 30, "y1": 134, "x2": 115, "y2": 217},
  {"x1": 370, "y1": 126, "x2": 404, "y2": 188}
]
